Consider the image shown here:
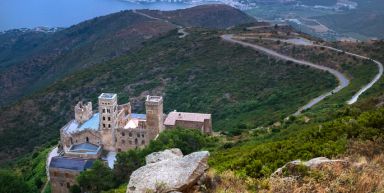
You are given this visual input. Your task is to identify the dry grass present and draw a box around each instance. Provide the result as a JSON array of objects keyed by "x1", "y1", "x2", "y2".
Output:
[{"x1": 259, "y1": 140, "x2": 384, "y2": 193}]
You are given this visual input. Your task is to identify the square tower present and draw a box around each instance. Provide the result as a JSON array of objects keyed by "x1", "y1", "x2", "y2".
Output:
[
  {"x1": 145, "y1": 95, "x2": 164, "y2": 139},
  {"x1": 74, "y1": 101, "x2": 92, "y2": 124},
  {"x1": 98, "y1": 93, "x2": 118, "y2": 151}
]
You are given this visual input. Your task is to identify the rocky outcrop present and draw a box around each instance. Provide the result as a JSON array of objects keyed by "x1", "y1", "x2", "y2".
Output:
[
  {"x1": 127, "y1": 148, "x2": 209, "y2": 193},
  {"x1": 145, "y1": 148, "x2": 183, "y2": 164},
  {"x1": 272, "y1": 157, "x2": 349, "y2": 177}
]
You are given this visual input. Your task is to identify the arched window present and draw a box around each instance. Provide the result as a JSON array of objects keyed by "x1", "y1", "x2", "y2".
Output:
[{"x1": 86, "y1": 137, "x2": 89, "y2": 143}]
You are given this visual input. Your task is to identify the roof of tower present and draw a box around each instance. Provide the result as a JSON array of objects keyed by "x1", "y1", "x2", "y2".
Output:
[
  {"x1": 146, "y1": 95, "x2": 162, "y2": 102},
  {"x1": 99, "y1": 93, "x2": 117, "y2": 100}
]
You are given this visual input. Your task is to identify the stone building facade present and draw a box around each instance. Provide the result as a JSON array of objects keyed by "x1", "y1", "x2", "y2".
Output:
[
  {"x1": 50, "y1": 93, "x2": 212, "y2": 193},
  {"x1": 49, "y1": 157, "x2": 94, "y2": 193}
]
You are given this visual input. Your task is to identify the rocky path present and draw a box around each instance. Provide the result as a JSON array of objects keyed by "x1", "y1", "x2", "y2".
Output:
[{"x1": 221, "y1": 34, "x2": 350, "y2": 115}]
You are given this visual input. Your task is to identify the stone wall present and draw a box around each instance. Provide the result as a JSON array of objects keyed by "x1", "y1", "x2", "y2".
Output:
[
  {"x1": 49, "y1": 168, "x2": 79, "y2": 193},
  {"x1": 115, "y1": 128, "x2": 149, "y2": 152},
  {"x1": 62, "y1": 130, "x2": 101, "y2": 149}
]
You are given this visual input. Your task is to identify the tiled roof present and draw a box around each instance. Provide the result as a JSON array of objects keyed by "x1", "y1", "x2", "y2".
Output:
[
  {"x1": 164, "y1": 111, "x2": 211, "y2": 126},
  {"x1": 49, "y1": 156, "x2": 94, "y2": 171},
  {"x1": 63, "y1": 113, "x2": 99, "y2": 134},
  {"x1": 131, "y1": 113, "x2": 146, "y2": 119}
]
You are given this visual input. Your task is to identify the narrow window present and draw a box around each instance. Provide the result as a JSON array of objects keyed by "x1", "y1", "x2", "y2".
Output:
[
  {"x1": 103, "y1": 116, "x2": 105, "y2": 121},
  {"x1": 108, "y1": 124, "x2": 111, "y2": 128},
  {"x1": 142, "y1": 140, "x2": 145, "y2": 145},
  {"x1": 129, "y1": 132, "x2": 132, "y2": 137},
  {"x1": 67, "y1": 182, "x2": 70, "y2": 189},
  {"x1": 137, "y1": 133, "x2": 140, "y2": 138},
  {"x1": 141, "y1": 133, "x2": 144, "y2": 138},
  {"x1": 135, "y1": 138, "x2": 138, "y2": 145},
  {"x1": 86, "y1": 137, "x2": 89, "y2": 143},
  {"x1": 103, "y1": 109, "x2": 105, "y2": 113},
  {"x1": 121, "y1": 132, "x2": 125, "y2": 136},
  {"x1": 70, "y1": 137, "x2": 73, "y2": 145},
  {"x1": 108, "y1": 117, "x2": 111, "y2": 121}
]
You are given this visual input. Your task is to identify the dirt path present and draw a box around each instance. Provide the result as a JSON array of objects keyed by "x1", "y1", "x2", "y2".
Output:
[{"x1": 221, "y1": 34, "x2": 350, "y2": 115}]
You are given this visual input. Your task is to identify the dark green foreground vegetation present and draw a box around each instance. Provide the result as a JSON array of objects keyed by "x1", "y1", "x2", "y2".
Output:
[{"x1": 3, "y1": 97, "x2": 384, "y2": 193}]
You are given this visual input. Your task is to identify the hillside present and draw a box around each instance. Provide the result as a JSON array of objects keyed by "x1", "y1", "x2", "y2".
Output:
[
  {"x1": 0, "y1": 4, "x2": 256, "y2": 107},
  {"x1": 139, "y1": 4, "x2": 256, "y2": 29},
  {"x1": 314, "y1": 0, "x2": 384, "y2": 39},
  {"x1": 0, "y1": 5, "x2": 383, "y2": 193},
  {"x1": 0, "y1": 28, "x2": 336, "y2": 163}
]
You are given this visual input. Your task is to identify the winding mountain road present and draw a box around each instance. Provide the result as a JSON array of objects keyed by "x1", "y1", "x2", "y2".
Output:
[
  {"x1": 315, "y1": 45, "x2": 384, "y2": 105},
  {"x1": 221, "y1": 34, "x2": 350, "y2": 115},
  {"x1": 259, "y1": 37, "x2": 383, "y2": 105}
]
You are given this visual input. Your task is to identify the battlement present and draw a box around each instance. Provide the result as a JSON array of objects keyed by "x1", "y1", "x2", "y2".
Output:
[
  {"x1": 74, "y1": 101, "x2": 93, "y2": 124},
  {"x1": 145, "y1": 95, "x2": 163, "y2": 105}
]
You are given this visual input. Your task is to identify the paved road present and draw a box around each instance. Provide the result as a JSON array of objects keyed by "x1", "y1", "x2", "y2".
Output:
[
  {"x1": 221, "y1": 34, "x2": 350, "y2": 115},
  {"x1": 260, "y1": 36, "x2": 383, "y2": 105},
  {"x1": 316, "y1": 45, "x2": 384, "y2": 104}
]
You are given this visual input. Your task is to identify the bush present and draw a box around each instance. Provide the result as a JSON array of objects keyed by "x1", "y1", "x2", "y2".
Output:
[{"x1": 77, "y1": 160, "x2": 116, "y2": 193}]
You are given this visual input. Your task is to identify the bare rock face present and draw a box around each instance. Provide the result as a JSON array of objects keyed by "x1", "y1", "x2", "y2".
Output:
[
  {"x1": 272, "y1": 157, "x2": 349, "y2": 177},
  {"x1": 145, "y1": 148, "x2": 183, "y2": 164},
  {"x1": 127, "y1": 149, "x2": 209, "y2": 193}
]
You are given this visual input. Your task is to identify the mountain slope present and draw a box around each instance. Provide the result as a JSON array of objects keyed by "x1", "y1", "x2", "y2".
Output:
[
  {"x1": 0, "y1": 4, "x2": 256, "y2": 107},
  {"x1": 139, "y1": 4, "x2": 256, "y2": 29},
  {"x1": 0, "y1": 29, "x2": 335, "y2": 163},
  {"x1": 0, "y1": 11, "x2": 176, "y2": 107}
]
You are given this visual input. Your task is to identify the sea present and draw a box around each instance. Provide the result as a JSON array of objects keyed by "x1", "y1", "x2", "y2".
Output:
[{"x1": 0, "y1": 0, "x2": 194, "y2": 31}]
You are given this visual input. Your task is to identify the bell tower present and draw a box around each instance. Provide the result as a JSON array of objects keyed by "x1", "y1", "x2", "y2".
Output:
[
  {"x1": 145, "y1": 95, "x2": 164, "y2": 140},
  {"x1": 98, "y1": 93, "x2": 118, "y2": 151}
]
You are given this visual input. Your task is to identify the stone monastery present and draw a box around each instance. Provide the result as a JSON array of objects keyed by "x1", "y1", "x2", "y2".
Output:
[{"x1": 49, "y1": 93, "x2": 212, "y2": 193}]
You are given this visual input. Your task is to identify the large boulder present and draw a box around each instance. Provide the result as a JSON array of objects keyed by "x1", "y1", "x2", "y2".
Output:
[
  {"x1": 145, "y1": 148, "x2": 183, "y2": 164},
  {"x1": 127, "y1": 149, "x2": 209, "y2": 193},
  {"x1": 272, "y1": 157, "x2": 349, "y2": 177}
]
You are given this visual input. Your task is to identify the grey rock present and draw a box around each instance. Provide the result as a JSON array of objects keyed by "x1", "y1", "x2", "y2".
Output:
[
  {"x1": 272, "y1": 157, "x2": 348, "y2": 177},
  {"x1": 145, "y1": 148, "x2": 183, "y2": 164},
  {"x1": 127, "y1": 150, "x2": 210, "y2": 193}
]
